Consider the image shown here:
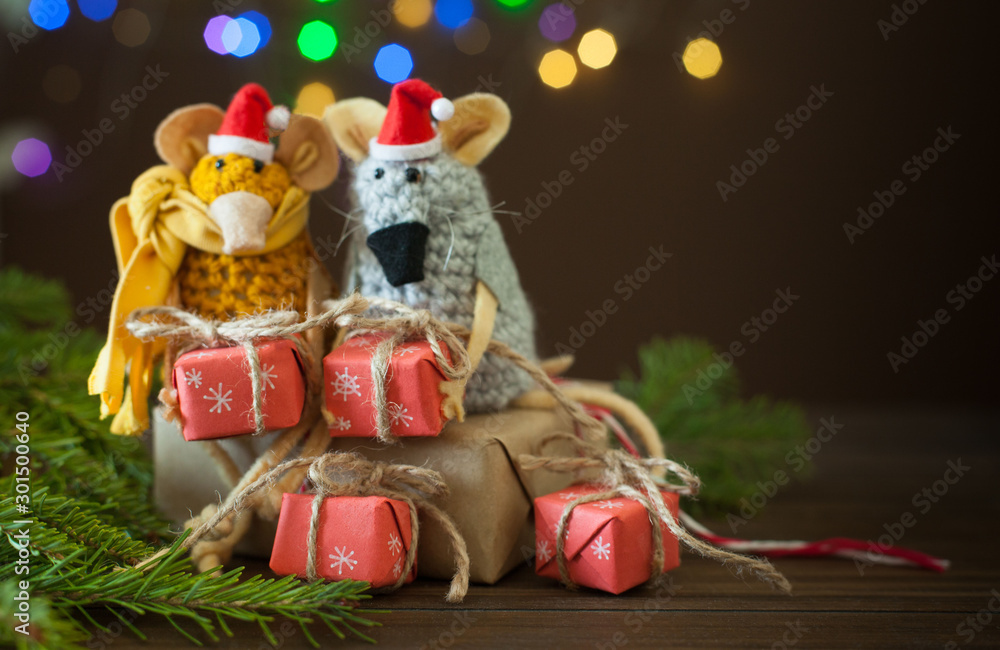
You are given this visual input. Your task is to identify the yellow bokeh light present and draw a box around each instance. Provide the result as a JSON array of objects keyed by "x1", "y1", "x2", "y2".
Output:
[
  {"x1": 682, "y1": 37, "x2": 723, "y2": 79},
  {"x1": 578, "y1": 28, "x2": 617, "y2": 69},
  {"x1": 295, "y1": 82, "x2": 336, "y2": 117},
  {"x1": 113, "y1": 9, "x2": 151, "y2": 47},
  {"x1": 393, "y1": 0, "x2": 432, "y2": 28},
  {"x1": 538, "y1": 49, "x2": 577, "y2": 89}
]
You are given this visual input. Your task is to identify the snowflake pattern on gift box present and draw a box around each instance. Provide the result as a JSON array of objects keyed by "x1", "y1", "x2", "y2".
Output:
[
  {"x1": 594, "y1": 500, "x2": 624, "y2": 510},
  {"x1": 260, "y1": 363, "x2": 277, "y2": 390},
  {"x1": 590, "y1": 536, "x2": 611, "y2": 561},
  {"x1": 559, "y1": 492, "x2": 581, "y2": 501},
  {"x1": 393, "y1": 345, "x2": 420, "y2": 357},
  {"x1": 204, "y1": 383, "x2": 233, "y2": 414},
  {"x1": 387, "y1": 533, "x2": 403, "y2": 556},
  {"x1": 184, "y1": 369, "x2": 203, "y2": 388},
  {"x1": 537, "y1": 539, "x2": 554, "y2": 564},
  {"x1": 388, "y1": 402, "x2": 414, "y2": 428},
  {"x1": 330, "y1": 367, "x2": 362, "y2": 401},
  {"x1": 192, "y1": 351, "x2": 211, "y2": 359},
  {"x1": 393, "y1": 557, "x2": 404, "y2": 579},
  {"x1": 331, "y1": 416, "x2": 352, "y2": 432},
  {"x1": 329, "y1": 546, "x2": 358, "y2": 575}
]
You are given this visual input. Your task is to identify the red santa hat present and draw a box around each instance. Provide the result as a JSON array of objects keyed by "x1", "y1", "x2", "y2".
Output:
[
  {"x1": 369, "y1": 79, "x2": 454, "y2": 161},
  {"x1": 208, "y1": 83, "x2": 290, "y2": 164}
]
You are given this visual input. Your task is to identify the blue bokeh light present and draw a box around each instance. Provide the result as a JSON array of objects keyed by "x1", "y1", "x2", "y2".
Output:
[
  {"x1": 29, "y1": 0, "x2": 70, "y2": 30},
  {"x1": 374, "y1": 44, "x2": 414, "y2": 84},
  {"x1": 434, "y1": 0, "x2": 473, "y2": 29},
  {"x1": 239, "y1": 11, "x2": 271, "y2": 48},
  {"x1": 78, "y1": 0, "x2": 117, "y2": 21},
  {"x1": 227, "y1": 17, "x2": 261, "y2": 57}
]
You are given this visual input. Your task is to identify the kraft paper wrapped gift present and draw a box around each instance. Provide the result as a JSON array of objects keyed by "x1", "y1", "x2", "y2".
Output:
[
  {"x1": 270, "y1": 493, "x2": 416, "y2": 586},
  {"x1": 324, "y1": 333, "x2": 453, "y2": 438},
  {"x1": 152, "y1": 409, "x2": 280, "y2": 557},
  {"x1": 173, "y1": 339, "x2": 306, "y2": 441},
  {"x1": 328, "y1": 407, "x2": 592, "y2": 584},
  {"x1": 534, "y1": 483, "x2": 681, "y2": 594}
]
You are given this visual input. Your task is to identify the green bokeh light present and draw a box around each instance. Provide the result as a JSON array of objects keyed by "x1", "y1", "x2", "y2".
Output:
[
  {"x1": 496, "y1": 0, "x2": 531, "y2": 8},
  {"x1": 298, "y1": 20, "x2": 338, "y2": 61}
]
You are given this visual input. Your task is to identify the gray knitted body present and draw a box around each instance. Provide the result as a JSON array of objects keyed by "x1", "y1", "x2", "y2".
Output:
[{"x1": 345, "y1": 152, "x2": 537, "y2": 413}]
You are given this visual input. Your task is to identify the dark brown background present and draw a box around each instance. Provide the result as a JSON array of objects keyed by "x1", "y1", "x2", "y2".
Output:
[{"x1": 1, "y1": 0, "x2": 996, "y2": 405}]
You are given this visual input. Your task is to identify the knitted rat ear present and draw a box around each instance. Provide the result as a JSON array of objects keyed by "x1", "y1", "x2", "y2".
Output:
[
  {"x1": 323, "y1": 98, "x2": 388, "y2": 162},
  {"x1": 153, "y1": 104, "x2": 225, "y2": 174},
  {"x1": 438, "y1": 94, "x2": 510, "y2": 167},
  {"x1": 274, "y1": 114, "x2": 340, "y2": 192}
]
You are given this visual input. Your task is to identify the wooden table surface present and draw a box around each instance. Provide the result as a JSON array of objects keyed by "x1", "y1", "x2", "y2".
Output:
[{"x1": 91, "y1": 406, "x2": 999, "y2": 649}]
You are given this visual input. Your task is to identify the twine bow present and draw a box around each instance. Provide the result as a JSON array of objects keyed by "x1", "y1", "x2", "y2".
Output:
[
  {"x1": 126, "y1": 294, "x2": 368, "y2": 435},
  {"x1": 168, "y1": 451, "x2": 470, "y2": 603},
  {"x1": 519, "y1": 433, "x2": 792, "y2": 595}
]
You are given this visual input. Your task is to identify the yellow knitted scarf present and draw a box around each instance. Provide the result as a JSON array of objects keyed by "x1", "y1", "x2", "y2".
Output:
[{"x1": 89, "y1": 165, "x2": 310, "y2": 436}]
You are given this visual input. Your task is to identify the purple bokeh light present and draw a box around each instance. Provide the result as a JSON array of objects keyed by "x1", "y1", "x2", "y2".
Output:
[
  {"x1": 12, "y1": 139, "x2": 52, "y2": 178},
  {"x1": 538, "y1": 3, "x2": 576, "y2": 42},
  {"x1": 204, "y1": 15, "x2": 234, "y2": 55}
]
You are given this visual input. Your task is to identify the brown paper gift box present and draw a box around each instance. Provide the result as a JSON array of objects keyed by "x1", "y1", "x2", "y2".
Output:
[{"x1": 329, "y1": 407, "x2": 595, "y2": 584}]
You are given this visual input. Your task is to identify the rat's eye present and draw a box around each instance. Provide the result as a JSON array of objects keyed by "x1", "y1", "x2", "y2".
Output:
[
  {"x1": 215, "y1": 159, "x2": 225, "y2": 170},
  {"x1": 374, "y1": 168, "x2": 385, "y2": 179},
  {"x1": 405, "y1": 167, "x2": 421, "y2": 183},
  {"x1": 253, "y1": 160, "x2": 264, "y2": 173}
]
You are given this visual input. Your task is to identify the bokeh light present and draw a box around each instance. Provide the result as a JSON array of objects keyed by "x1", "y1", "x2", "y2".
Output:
[
  {"x1": 29, "y1": 0, "x2": 69, "y2": 30},
  {"x1": 296, "y1": 82, "x2": 336, "y2": 117},
  {"x1": 454, "y1": 17, "x2": 490, "y2": 55},
  {"x1": 682, "y1": 37, "x2": 723, "y2": 79},
  {"x1": 78, "y1": 0, "x2": 116, "y2": 21},
  {"x1": 223, "y1": 17, "x2": 260, "y2": 57},
  {"x1": 497, "y1": 0, "x2": 531, "y2": 8},
  {"x1": 393, "y1": 0, "x2": 432, "y2": 28},
  {"x1": 298, "y1": 20, "x2": 337, "y2": 61},
  {"x1": 538, "y1": 49, "x2": 576, "y2": 89},
  {"x1": 374, "y1": 44, "x2": 414, "y2": 84},
  {"x1": 204, "y1": 15, "x2": 232, "y2": 55},
  {"x1": 538, "y1": 3, "x2": 575, "y2": 42},
  {"x1": 113, "y1": 8, "x2": 151, "y2": 47},
  {"x1": 435, "y1": 0, "x2": 473, "y2": 29},
  {"x1": 578, "y1": 28, "x2": 617, "y2": 69},
  {"x1": 240, "y1": 11, "x2": 271, "y2": 48},
  {"x1": 42, "y1": 64, "x2": 81, "y2": 103},
  {"x1": 11, "y1": 139, "x2": 52, "y2": 178}
]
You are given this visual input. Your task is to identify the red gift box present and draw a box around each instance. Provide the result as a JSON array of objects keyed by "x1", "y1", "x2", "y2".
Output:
[
  {"x1": 269, "y1": 493, "x2": 416, "y2": 586},
  {"x1": 323, "y1": 334, "x2": 454, "y2": 438},
  {"x1": 533, "y1": 483, "x2": 681, "y2": 594},
  {"x1": 172, "y1": 339, "x2": 306, "y2": 441}
]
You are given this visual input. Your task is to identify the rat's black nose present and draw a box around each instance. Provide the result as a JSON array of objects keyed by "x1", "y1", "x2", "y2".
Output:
[{"x1": 366, "y1": 222, "x2": 430, "y2": 287}]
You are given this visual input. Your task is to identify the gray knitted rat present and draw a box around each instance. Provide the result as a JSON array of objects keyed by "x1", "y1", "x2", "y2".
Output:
[{"x1": 324, "y1": 80, "x2": 536, "y2": 414}]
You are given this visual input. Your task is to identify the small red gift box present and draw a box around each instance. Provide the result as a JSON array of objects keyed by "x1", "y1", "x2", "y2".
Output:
[
  {"x1": 323, "y1": 334, "x2": 454, "y2": 438},
  {"x1": 533, "y1": 483, "x2": 681, "y2": 594},
  {"x1": 172, "y1": 339, "x2": 305, "y2": 441},
  {"x1": 269, "y1": 493, "x2": 416, "y2": 587}
]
